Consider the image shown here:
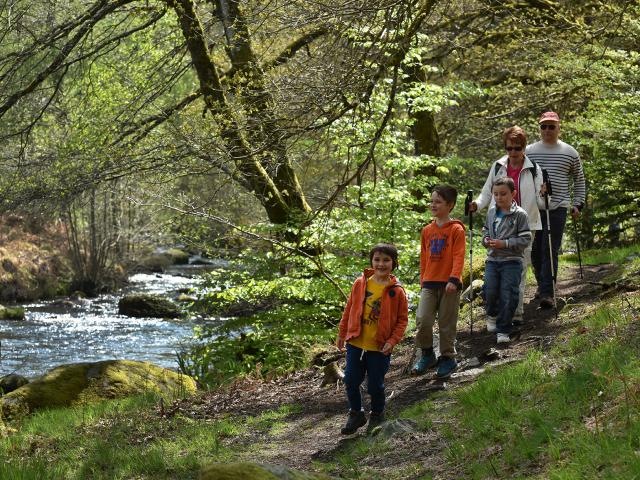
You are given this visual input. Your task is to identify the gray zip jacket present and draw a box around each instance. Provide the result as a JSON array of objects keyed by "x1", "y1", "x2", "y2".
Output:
[{"x1": 482, "y1": 200, "x2": 532, "y2": 262}]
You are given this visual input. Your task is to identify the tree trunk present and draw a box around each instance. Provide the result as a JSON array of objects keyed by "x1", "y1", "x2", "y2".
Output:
[{"x1": 167, "y1": 0, "x2": 311, "y2": 230}]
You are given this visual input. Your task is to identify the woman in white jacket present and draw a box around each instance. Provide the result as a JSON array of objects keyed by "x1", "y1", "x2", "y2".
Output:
[{"x1": 469, "y1": 126, "x2": 546, "y2": 324}]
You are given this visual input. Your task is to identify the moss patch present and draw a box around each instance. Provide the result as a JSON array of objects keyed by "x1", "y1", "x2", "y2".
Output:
[
  {"x1": 0, "y1": 305, "x2": 25, "y2": 320},
  {"x1": 118, "y1": 293, "x2": 181, "y2": 318},
  {"x1": 1, "y1": 360, "x2": 196, "y2": 417}
]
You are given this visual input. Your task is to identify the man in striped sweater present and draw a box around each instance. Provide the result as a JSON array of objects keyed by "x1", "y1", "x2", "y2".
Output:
[{"x1": 526, "y1": 111, "x2": 586, "y2": 308}]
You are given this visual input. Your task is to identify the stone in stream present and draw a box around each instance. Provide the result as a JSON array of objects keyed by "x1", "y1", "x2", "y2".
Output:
[
  {"x1": 0, "y1": 305, "x2": 25, "y2": 320},
  {"x1": 118, "y1": 293, "x2": 181, "y2": 318}
]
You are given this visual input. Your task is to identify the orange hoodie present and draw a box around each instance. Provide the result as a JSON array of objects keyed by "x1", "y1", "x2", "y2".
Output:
[
  {"x1": 338, "y1": 269, "x2": 408, "y2": 353},
  {"x1": 420, "y1": 219, "x2": 466, "y2": 290}
]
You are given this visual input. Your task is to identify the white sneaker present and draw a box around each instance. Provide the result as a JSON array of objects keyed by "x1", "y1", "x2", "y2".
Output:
[
  {"x1": 486, "y1": 316, "x2": 497, "y2": 333},
  {"x1": 497, "y1": 333, "x2": 510, "y2": 344}
]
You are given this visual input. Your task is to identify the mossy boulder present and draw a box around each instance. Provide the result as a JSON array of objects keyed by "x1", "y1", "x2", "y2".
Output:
[
  {"x1": 139, "y1": 253, "x2": 173, "y2": 272},
  {"x1": 165, "y1": 248, "x2": 190, "y2": 265},
  {"x1": 0, "y1": 360, "x2": 197, "y2": 417},
  {"x1": 0, "y1": 305, "x2": 25, "y2": 320},
  {"x1": 461, "y1": 251, "x2": 487, "y2": 287},
  {"x1": 199, "y1": 463, "x2": 333, "y2": 480},
  {"x1": 118, "y1": 293, "x2": 180, "y2": 318},
  {"x1": 139, "y1": 248, "x2": 190, "y2": 272},
  {"x1": 0, "y1": 374, "x2": 29, "y2": 394}
]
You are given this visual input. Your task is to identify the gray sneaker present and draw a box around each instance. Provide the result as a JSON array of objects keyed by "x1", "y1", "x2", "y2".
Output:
[{"x1": 497, "y1": 333, "x2": 510, "y2": 344}]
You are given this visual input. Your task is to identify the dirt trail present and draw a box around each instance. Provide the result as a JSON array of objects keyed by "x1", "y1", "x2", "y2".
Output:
[{"x1": 169, "y1": 264, "x2": 618, "y2": 474}]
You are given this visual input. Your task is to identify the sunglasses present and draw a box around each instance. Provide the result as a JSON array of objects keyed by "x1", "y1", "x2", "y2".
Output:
[
  {"x1": 540, "y1": 124, "x2": 556, "y2": 130},
  {"x1": 505, "y1": 146, "x2": 523, "y2": 151}
]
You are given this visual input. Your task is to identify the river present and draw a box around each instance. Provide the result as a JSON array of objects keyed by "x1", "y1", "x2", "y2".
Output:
[{"x1": 0, "y1": 261, "x2": 222, "y2": 379}]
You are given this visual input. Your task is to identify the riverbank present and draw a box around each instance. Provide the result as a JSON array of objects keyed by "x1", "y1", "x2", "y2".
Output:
[
  {"x1": 0, "y1": 249, "x2": 638, "y2": 478},
  {"x1": 0, "y1": 214, "x2": 71, "y2": 301}
]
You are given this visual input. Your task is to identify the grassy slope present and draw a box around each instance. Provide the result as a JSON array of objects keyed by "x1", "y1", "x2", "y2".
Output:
[
  {"x1": 0, "y1": 245, "x2": 638, "y2": 479},
  {"x1": 0, "y1": 215, "x2": 71, "y2": 301}
]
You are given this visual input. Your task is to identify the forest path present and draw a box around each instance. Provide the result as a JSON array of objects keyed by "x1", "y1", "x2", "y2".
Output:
[{"x1": 169, "y1": 263, "x2": 618, "y2": 476}]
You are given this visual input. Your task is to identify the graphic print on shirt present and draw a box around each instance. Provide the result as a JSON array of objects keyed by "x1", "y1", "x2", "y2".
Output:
[
  {"x1": 429, "y1": 234, "x2": 449, "y2": 260},
  {"x1": 363, "y1": 289, "x2": 381, "y2": 326}
]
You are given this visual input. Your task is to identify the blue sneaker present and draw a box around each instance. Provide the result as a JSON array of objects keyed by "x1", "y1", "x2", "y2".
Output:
[
  {"x1": 435, "y1": 357, "x2": 457, "y2": 379},
  {"x1": 411, "y1": 352, "x2": 438, "y2": 375}
]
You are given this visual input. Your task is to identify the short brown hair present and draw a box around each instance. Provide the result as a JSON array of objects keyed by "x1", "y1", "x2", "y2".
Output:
[
  {"x1": 493, "y1": 176, "x2": 516, "y2": 192},
  {"x1": 369, "y1": 243, "x2": 399, "y2": 270},
  {"x1": 432, "y1": 185, "x2": 458, "y2": 211},
  {"x1": 502, "y1": 126, "x2": 527, "y2": 148}
]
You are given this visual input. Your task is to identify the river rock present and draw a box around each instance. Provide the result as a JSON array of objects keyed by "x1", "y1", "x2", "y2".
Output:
[
  {"x1": 176, "y1": 293, "x2": 197, "y2": 303},
  {"x1": 0, "y1": 360, "x2": 197, "y2": 417},
  {"x1": 0, "y1": 305, "x2": 25, "y2": 320},
  {"x1": 165, "y1": 248, "x2": 190, "y2": 265},
  {"x1": 118, "y1": 293, "x2": 180, "y2": 318},
  {"x1": 461, "y1": 279, "x2": 484, "y2": 303},
  {"x1": 138, "y1": 248, "x2": 190, "y2": 272},
  {"x1": 199, "y1": 463, "x2": 333, "y2": 479},
  {"x1": 369, "y1": 418, "x2": 419, "y2": 439},
  {"x1": 0, "y1": 374, "x2": 29, "y2": 394}
]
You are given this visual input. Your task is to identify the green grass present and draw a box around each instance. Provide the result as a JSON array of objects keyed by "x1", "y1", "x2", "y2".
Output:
[
  {"x1": 444, "y1": 294, "x2": 640, "y2": 479},
  {"x1": 0, "y1": 393, "x2": 248, "y2": 479},
  {"x1": 562, "y1": 242, "x2": 640, "y2": 266}
]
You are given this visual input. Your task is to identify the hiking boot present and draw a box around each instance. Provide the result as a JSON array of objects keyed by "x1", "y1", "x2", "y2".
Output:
[
  {"x1": 539, "y1": 296, "x2": 554, "y2": 309},
  {"x1": 486, "y1": 316, "x2": 497, "y2": 333},
  {"x1": 411, "y1": 352, "x2": 438, "y2": 375},
  {"x1": 435, "y1": 357, "x2": 457, "y2": 379},
  {"x1": 367, "y1": 411, "x2": 385, "y2": 434},
  {"x1": 497, "y1": 333, "x2": 511, "y2": 344},
  {"x1": 340, "y1": 410, "x2": 367, "y2": 435}
]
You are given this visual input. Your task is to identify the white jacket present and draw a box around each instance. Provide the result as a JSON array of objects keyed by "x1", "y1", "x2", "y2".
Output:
[{"x1": 475, "y1": 155, "x2": 545, "y2": 230}]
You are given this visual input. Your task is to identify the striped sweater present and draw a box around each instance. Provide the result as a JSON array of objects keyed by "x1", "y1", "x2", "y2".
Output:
[{"x1": 525, "y1": 140, "x2": 586, "y2": 211}]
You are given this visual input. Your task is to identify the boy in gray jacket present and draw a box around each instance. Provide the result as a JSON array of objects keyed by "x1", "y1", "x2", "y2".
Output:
[{"x1": 482, "y1": 177, "x2": 532, "y2": 344}]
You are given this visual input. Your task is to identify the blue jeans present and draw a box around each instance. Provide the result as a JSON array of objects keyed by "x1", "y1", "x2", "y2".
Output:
[
  {"x1": 483, "y1": 260, "x2": 523, "y2": 334},
  {"x1": 532, "y1": 208, "x2": 567, "y2": 296},
  {"x1": 344, "y1": 343, "x2": 390, "y2": 414}
]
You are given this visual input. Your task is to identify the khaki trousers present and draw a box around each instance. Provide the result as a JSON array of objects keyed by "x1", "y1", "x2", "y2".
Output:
[{"x1": 415, "y1": 287, "x2": 460, "y2": 358}]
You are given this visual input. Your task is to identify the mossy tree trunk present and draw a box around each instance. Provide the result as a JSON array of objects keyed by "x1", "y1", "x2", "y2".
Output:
[{"x1": 167, "y1": 0, "x2": 311, "y2": 231}]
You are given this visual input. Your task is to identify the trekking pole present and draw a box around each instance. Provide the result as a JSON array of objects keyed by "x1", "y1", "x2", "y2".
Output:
[
  {"x1": 542, "y1": 170, "x2": 558, "y2": 320},
  {"x1": 573, "y1": 219, "x2": 584, "y2": 280},
  {"x1": 464, "y1": 190, "x2": 474, "y2": 334}
]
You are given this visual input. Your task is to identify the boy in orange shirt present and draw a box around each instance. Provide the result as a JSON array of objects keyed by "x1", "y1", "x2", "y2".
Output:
[
  {"x1": 337, "y1": 243, "x2": 408, "y2": 435},
  {"x1": 412, "y1": 185, "x2": 466, "y2": 379}
]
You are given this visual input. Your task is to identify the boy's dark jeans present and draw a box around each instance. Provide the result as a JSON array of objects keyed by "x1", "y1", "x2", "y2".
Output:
[
  {"x1": 532, "y1": 207, "x2": 567, "y2": 296},
  {"x1": 344, "y1": 343, "x2": 390, "y2": 414},
  {"x1": 483, "y1": 260, "x2": 523, "y2": 334}
]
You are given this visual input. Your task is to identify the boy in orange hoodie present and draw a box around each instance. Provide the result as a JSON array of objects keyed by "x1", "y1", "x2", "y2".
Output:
[
  {"x1": 337, "y1": 243, "x2": 408, "y2": 435},
  {"x1": 411, "y1": 185, "x2": 466, "y2": 379}
]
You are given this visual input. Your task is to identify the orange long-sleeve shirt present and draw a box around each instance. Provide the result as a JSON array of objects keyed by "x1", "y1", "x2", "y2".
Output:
[{"x1": 420, "y1": 219, "x2": 466, "y2": 290}]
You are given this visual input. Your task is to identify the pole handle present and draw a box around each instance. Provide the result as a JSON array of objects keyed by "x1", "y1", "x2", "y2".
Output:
[{"x1": 542, "y1": 169, "x2": 553, "y2": 196}]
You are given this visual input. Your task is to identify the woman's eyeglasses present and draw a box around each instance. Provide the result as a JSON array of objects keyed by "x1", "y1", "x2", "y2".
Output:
[
  {"x1": 540, "y1": 124, "x2": 556, "y2": 130},
  {"x1": 505, "y1": 146, "x2": 523, "y2": 151}
]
